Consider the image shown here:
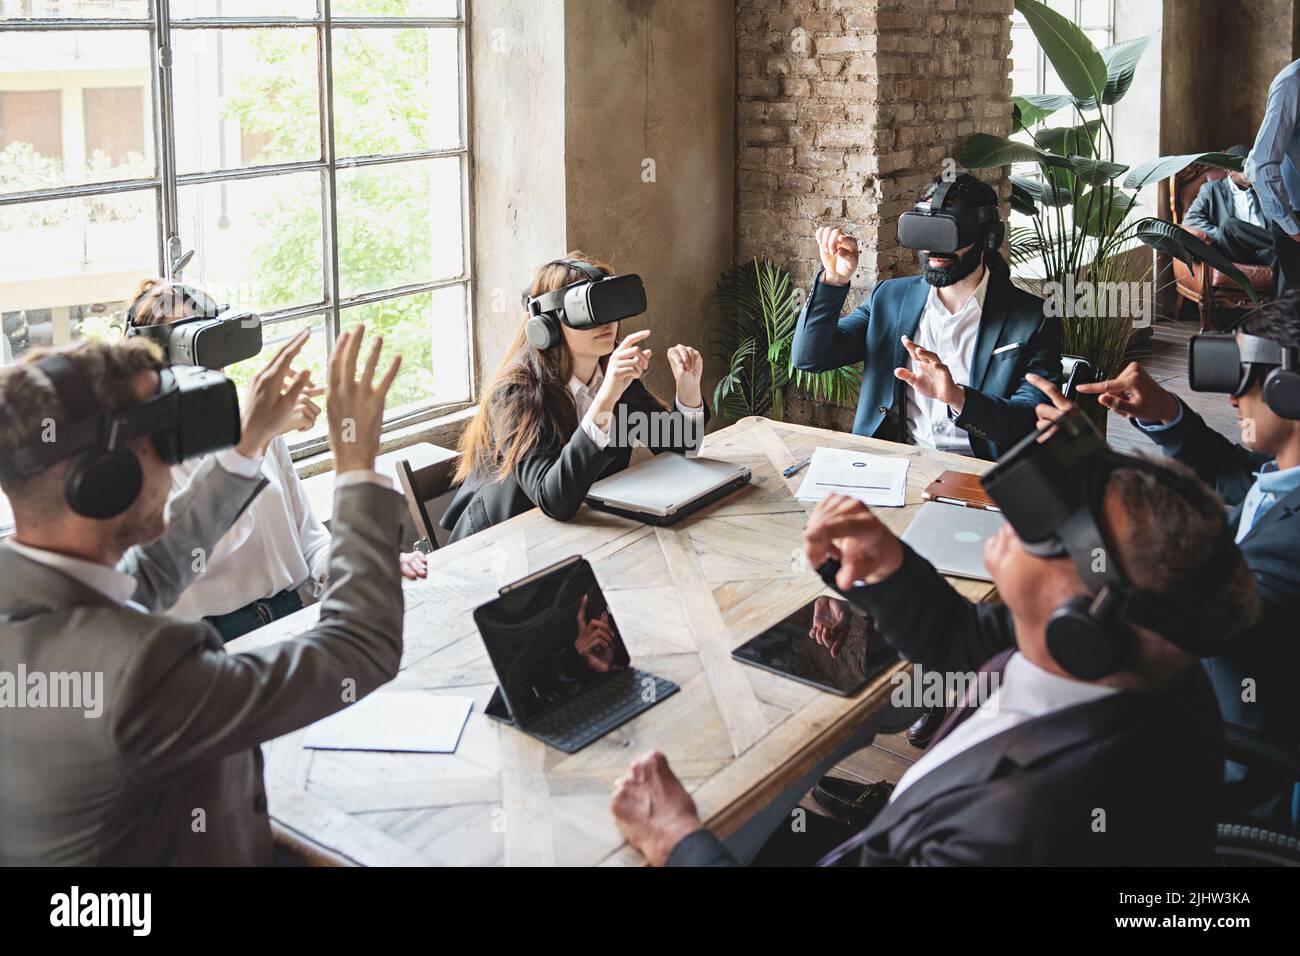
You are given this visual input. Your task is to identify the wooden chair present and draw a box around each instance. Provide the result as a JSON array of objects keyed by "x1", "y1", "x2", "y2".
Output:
[
  {"x1": 395, "y1": 452, "x2": 461, "y2": 552},
  {"x1": 1168, "y1": 164, "x2": 1275, "y2": 331}
]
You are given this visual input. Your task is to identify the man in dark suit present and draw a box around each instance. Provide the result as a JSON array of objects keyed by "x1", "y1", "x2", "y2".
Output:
[
  {"x1": 1071, "y1": 295, "x2": 1300, "y2": 826},
  {"x1": 1183, "y1": 144, "x2": 1275, "y2": 269},
  {"x1": 610, "y1": 462, "x2": 1259, "y2": 866},
  {"x1": 792, "y1": 173, "x2": 1062, "y2": 461}
]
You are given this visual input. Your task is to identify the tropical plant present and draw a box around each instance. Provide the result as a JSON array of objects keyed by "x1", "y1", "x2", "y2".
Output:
[
  {"x1": 710, "y1": 257, "x2": 860, "y2": 422},
  {"x1": 958, "y1": 0, "x2": 1259, "y2": 424}
]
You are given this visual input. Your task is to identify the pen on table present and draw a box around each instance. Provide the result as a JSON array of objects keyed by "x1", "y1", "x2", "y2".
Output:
[{"x1": 783, "y1": 456, "x2": 812, "y2": 478}]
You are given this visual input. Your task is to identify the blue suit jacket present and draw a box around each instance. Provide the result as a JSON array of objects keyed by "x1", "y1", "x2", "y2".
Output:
[
  {"x1": 1137, "y1": 403, "x2": 1300, "y2": 824},
  {"x1": 791, "y1": 269, "x2": 1062, "y2": 460}
]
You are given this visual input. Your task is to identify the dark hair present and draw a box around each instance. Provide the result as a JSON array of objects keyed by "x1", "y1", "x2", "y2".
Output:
[
  {"x1": 1237, "y1": 290, "x2": 1300, "y2": 349},
  {"x1": 1104, "y1": 461, "x2": 1259, "y2": 673}
]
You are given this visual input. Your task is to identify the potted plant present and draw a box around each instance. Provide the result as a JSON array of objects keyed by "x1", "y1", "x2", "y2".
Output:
[
  {"x1": 710, "y1": 257, "x2": 860, "y2": 424},
  {"x1": 958, "y1": 0, "x2": 1257, "y2": 429}
]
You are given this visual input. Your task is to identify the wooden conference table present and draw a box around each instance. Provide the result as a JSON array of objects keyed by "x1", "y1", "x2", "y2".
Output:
[{"x1": 230, "y1": 416, "x2": 996, "y2": 866}]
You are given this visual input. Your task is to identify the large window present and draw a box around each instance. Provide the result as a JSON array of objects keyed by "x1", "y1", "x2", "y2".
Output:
[{"x1": 0, "y1": 0, "x2": 473, "y2": 458}]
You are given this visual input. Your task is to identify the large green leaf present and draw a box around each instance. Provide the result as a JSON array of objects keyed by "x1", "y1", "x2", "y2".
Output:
[
  {"x1": 1012, "y1": 93, "x2": 1076, "y2": 132},
  {"x1": 1070, "y1": 156, "x2": 1129, "y2": 186},
  {"x1": 1075, "y1": 187, "x2": 1136, "y2": 237},
  {"x1": 1076, "y1": 37, "x2": 1152, "y2": 109},
  {"x1": 1011, "y1": 173, "x2": 1070, "y2": 207},
  {"x1": 1037, "y1": 119, "x2": 1101, "y2": 159},
  {"x1": 1123, "y1": 152, "x2": 1244, "y2": 191},
  {"x1": 1135, "y1": 217, "x2": 1259, "y2": 302},
  {"x1": 958, "y1": 132, "x2": 1073, "y2": 169},
  {"x1": 1016, "y1": 0, "x2": 1108, "y2": 104},
  {"x1": 1011, "y1": 180, "x2": 1040, "y2": 216}
]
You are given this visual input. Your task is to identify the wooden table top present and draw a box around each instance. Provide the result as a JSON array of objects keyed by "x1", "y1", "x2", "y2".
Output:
[{"x1": 230, "y1": 416, "x2": 996, "y2": 866}]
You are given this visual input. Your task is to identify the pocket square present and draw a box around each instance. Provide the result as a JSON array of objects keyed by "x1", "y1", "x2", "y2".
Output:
[{"x1": 992, "y1": 342, "x2": 1021, "y2": 355}]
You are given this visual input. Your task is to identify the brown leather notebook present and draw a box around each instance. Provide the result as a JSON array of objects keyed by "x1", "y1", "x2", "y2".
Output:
[{"x1": 921, "y1": 470, "x2": 999, "y2": 511}]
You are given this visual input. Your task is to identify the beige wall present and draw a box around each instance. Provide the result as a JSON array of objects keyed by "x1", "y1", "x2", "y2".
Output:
[
  {"x1": 563, "y1": 0, "x2": 736, "y2": 404},
  {"x1": 469, "y1": 0, "x2": 736, "y2": 406}
]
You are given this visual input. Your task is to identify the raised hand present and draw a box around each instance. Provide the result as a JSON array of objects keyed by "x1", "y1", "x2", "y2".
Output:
[
  {"x1": 593, "y1": 329, "x2": 652, "y2": 411},
  {"x1": 236, "y1": 328, "x2": 314, "y2": 457},
  {"x1": 895, "y1": 335, "x2": 965, "y2": 411},
  {"x1": 804, "y1": 493, "x2": 905, "y2": 589},
  {"x1": 666, "y1": 344, "x2": 703, "y2": 408},
  {"x1": 327, "y1": 324, "x2": 401, "y2": 474},
  {"x1": 1075, "y1": 361, "x2": 1181, "y2": 423},
  {"x1": 816, "y1": 226, "x2": 860, "y2": 286}
]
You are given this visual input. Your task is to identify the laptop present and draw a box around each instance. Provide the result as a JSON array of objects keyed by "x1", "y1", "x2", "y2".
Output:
[
  {"x1": 899, "y1": 500, "x2": 1005, "y2": 581},
  {"x1": 584, "y1": 454, "x2": 751, "y2": 525},
  {"x1": 731, "y1": 595, "x2": 899, "y2": 696},
  {"x1": 474, "y1": 556, "x2": 679, "y2": 753}
]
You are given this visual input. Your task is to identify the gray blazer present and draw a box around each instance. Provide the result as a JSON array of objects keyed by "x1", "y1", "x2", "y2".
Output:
[{"x1": 0, "y1": 457, "x2": 406, "y2": 865}]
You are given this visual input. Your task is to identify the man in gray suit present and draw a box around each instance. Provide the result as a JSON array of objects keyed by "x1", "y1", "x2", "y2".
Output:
[
  {"x1": 1184, "y1": 144, "x2": 1275, "y2": 270},
  {"x1": 0, "y1": 325, "x2": 406, "y2": 865}
]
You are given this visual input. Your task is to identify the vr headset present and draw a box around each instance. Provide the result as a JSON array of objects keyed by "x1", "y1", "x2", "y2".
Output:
[
  {"x1": 125, "y1": 283, "x2": 263, "y2": 370},
  {"x1": 0, "y1": 352, "x2": 241, "y2": 520},
  {"x1": 896, "y1": 179, "x2": 1004, "y2": 254},
  {"x1": 976, "y1": 407, "x2": 1238, "y2": 679},
  {"x1": 1188, "y1": 331, "x2": 1300, "y2": 419},
  {"x1": 522, "y1": 259, "x2": 647, "y2": 351}
]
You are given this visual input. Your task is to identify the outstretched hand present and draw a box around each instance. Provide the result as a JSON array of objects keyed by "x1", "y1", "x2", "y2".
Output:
[{"x1": 895, "y1": 335, "x2": 965, "y2": 411}]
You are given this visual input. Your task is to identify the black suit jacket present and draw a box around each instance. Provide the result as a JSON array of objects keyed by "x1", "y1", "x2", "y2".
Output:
[
  {"x1": 1135, "y1": 403, "x2": 1300, "y2": 821},
  {"x1": 441, "y1": 380, "x2": 708, "y2": 542},
  {"x1": 668, "y1": 546, "x2": 1225, "y2": 867}
]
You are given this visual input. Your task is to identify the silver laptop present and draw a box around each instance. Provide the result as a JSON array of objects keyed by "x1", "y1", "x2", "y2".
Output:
[
  {"x1": 585, "y1": 454, "x2": 751, "y2": 524},
  {"x1": 899, "y1": 501, "x2": 1005, "y2": 581}
]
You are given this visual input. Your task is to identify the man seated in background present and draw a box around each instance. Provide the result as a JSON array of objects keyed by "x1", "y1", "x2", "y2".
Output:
[
  {"x1": 0, "y1": 327, "x2": 407, "y2": 865},
  {"x1": 610, "y1": 435, "x2": 1259, "y2": 866},
  {"x1": 791, "y1": 172, "x2": 1061, "y2": 462},
  {"x1": 1183, "y1": 144, "x2": 1275, "y2": 270},
  {"x1": 1062, "y1": 293, "x2": 1300, "y2": 826}
]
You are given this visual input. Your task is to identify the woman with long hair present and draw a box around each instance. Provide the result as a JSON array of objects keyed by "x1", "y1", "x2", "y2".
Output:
[{"x1": 442, "y1": 253, "x2": 708, "y2": 542}]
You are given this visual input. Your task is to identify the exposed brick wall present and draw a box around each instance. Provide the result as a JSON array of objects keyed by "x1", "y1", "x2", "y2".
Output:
[{"x1": 736, "y1": 0, "x2": 1015, "y2": 299}]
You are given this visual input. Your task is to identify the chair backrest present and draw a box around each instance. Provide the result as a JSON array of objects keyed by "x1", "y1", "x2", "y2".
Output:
[
  {"x1": 1169, "y1": 163, "x2": 1229, "y2": 223},
  {"x1": 1061, "y1": 354, "x2": 1092, "y2": 400},
  {"x1": 396, "y1": 453, "x2": 461, "y2": 552}
]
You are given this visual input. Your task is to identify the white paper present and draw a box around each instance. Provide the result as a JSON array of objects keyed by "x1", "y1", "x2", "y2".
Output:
[
  {"x1": 794, "y1": 446, "x2": 909, "y2": 508},
  {"x1": 402, "y1": 568, "x2": 497, "y2": 608},
  {"x1": 304, "y1": 692, "x2": 473, "y2": 753}
]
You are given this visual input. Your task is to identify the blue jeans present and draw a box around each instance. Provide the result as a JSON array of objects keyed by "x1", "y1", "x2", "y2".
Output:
[{"x1": 204, "y1": 588, "x2": 304, "y2": 643}]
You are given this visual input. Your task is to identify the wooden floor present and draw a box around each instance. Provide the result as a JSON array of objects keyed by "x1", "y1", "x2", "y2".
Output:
[{"x1": 812, "y1": 314, "x2": 1243, "y2": 827}]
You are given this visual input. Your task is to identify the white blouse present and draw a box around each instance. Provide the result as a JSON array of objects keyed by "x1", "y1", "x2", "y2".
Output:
[{"x1": 166, "y1": 436, "x2": 332, "y2": 619}]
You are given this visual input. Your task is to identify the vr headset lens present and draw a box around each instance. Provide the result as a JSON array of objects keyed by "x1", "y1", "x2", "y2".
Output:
[
  {"x1": 1188, "y1": 333, "x2": 1249, "y2": 395},
  {"x1": 560, "y1": 273, "x2": 647, "y2": 331},
  {"x1": 150, "y1": 365, "x2": 242, "y2": 463},
  {"x1": 898, "y1": 212, "x2": 966, "y2": 254},
  {"x1": 129, "y1": 311, "x2": 263, "y2": 370},
  {"x1": 980, "y1": 407, "x2": 1110, "y2": 554}
]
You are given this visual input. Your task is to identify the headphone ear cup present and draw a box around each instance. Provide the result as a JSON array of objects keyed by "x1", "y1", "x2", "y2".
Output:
[
  {"x1": 988, "y1": 218, "x2": 1005, "y2": 251},
  {"x1": 1262, "y1": 367, "x2": 1300, "y2": 420},
  {"x1": 1045, "y1": 597, "x2": 1121, "y2": 680},
  {"x1": 525, "y1": 315, "x2": 561, "y2": 351},
  {"x1": 64, "y1": 450, "x2": 143, "y2": 520}
]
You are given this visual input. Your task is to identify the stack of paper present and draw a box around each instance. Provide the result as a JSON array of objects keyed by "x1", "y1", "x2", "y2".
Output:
[
  {"x1": 794, "y1": 446, "x2": 909, "y2": 508},
  {"x1": 304, "y1": 692, "x2": 474, "y2": 753}
]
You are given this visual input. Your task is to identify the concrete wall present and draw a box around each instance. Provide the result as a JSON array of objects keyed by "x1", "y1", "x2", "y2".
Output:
[
  {"x1": 563, "y1": 0, "x2": 736, "y2": 404},
  {"x1": 1211, "y1": 0, "x2": 1298, "y2": 150}
]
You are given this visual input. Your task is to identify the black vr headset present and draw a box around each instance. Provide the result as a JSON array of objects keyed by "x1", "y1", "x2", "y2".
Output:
[
  {"x1": 896, "y1": 179, "x2": 1004, "y2": 254},
  {"x1": 125, "y1": 283, "x2": 263, "y2": 370},
  {"x1": 978, "y1": 407, "x2": 1238, "y2": 679},
  {"x1": 522, "y1": 259, "x2": 647, "y2": 351},
  {"x1": 1188, "y1": 330, "x2": 1300, "y2": 420},
  {"x1": 0, "y1": 351, "x2": 241, "y2": 520}
]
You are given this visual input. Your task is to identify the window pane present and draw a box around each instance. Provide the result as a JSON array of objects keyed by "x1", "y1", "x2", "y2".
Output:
[
  {"x1": 178, "y1": 171, "x2": 325, "y2": 315},
  {"x1": 223, "y1": 314, "x2": 330, "y2": 444},
  {"x1": 341, "y1": 284, "x2": 468, "y2": 413},
  {"x1": 336, "y1": 156, "x2": 462, "y2": 298},
  {"x1": 333, "y1": 0, "x2": 458, "y2": 15},
  {"x1": 0, "y1": 189, "x2": 158, "y2": 365},
  {"x1": 169, "y1": 0, "x2": 318, "y2": 16},
  {"x1": 172, "y1": 28, "x2": 321, "y2": 174},
  {"x1": 332, "y1": 27, "x2": 460, "y2": 158},
  {"x1": 0, "y1": 31, "x2": 154, "y2": 194},
  {"x1": 0, "y1": 1, "x2": 147, "y2": 18}
]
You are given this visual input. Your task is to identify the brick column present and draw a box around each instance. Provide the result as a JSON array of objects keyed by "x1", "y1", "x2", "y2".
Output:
[{"x1": 736, "y1": 0, "x2": 1014, "y2": 296}]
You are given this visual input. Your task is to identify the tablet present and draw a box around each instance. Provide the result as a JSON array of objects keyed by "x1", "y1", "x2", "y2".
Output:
[{"x1": 731, "y1": 595, "x2": 900, "y2": 696}]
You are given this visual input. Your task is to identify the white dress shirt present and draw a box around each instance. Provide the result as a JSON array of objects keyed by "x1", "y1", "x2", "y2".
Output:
[
  {"x1": 903, "y1": 267, "x2": 990, "y2": 457},
  {"x1": 890, "y1": 650, "x2": 1117, "y2": 800},
  {"x1": 6, "y1": 448, "x2": 267, "y2": 610},
  {"x1": 568, "y1": 365, "x2": 704, "y2": 450},
  {"x1": 1229, "y1": 177, "x2": 1265, "y2": 228}
]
